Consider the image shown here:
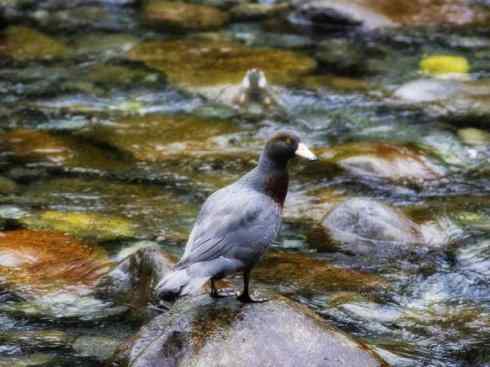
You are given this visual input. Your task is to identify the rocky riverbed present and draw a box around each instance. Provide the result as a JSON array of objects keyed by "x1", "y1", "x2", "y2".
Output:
[{"x1": 0, "y1": 1, "x2": 489, "y2": 366}]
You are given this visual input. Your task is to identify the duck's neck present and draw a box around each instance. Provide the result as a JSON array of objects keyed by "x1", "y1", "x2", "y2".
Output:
[{"x1": 250, "y1": 152, "x2": 289, "y2": 208}]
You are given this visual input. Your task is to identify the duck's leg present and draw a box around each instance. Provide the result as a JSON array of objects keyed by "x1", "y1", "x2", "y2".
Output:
[
  {"x1": 237, "y1": 271, "x2": 268, "y2": 303},
  {"x1": 210, "y1": 279, "x2": 236, "y2": 298}
]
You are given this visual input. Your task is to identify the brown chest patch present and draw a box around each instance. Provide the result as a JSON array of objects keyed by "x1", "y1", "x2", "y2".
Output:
[{"x1": 264, "y1": 173, "x2": 288, "y2": 208}]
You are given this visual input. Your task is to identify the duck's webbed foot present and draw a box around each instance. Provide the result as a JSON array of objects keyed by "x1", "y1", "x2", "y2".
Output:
[
  {"x1": 237, "y1": 292, "x2": 269, "y2": 303},
  {"x1": 210, "y1": 279, "x2": 237, "y2": 298},
  {"x1": 236, "y1": 270, "x2": 269, "y2": 303}
]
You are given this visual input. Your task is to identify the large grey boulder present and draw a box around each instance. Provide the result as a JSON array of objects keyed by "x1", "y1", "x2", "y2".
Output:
[{"x1": 113, "y1": 293, "x2": 388, "y2": 367}]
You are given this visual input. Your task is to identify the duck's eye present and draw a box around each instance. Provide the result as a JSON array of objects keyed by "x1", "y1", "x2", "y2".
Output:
[{"x1": 284, "y1": 137, "x2": 292, "y2": 145}]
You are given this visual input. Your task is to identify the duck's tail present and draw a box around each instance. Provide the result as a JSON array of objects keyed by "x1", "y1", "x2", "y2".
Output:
[{"x1": 155, "y1": 268, "x2": 210, "y2": 301}]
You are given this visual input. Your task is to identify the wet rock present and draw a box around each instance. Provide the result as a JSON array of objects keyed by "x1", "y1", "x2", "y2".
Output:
[
  {"x1": 0, "y1": 330, "x2": 71, "y2": 351},
  {"x1": 254, "y1": 250, "x2": 386, "y2": 296},
  {"x1": 0, "y1": 176, "x2": 17, "y2": 194},
  {"x1": 394, "y1": 79, "x2": 490, "y2": 123},
  {"x1": 1, "y1": 129, "x2": 129, "y2": 172},
  {"x1": 284, "y1": 187, "x2": 346, "y2": 223},
  {"x1": 96, "y1": 244, "x2": 175, "y2": 310},
  {"x1": 114, "y1": 293, "x2": 387, "y2": 367},
  {"x1": 0, "y1": 353, "x2": 55, "y2": 366},
  {"x1": 458, "y1": 128, "x2": 490, "y2": 146},
  {"x1": 0, "y1": 229, "x2": 132, "y2": 321},
  {"x1": 74, "y1": 33, "x2": 138, "y2": 58},
  {"x1": 21, "y1": 211, "x2": 137, "y2": 242},
  {"x1": 315, "y1": 38, "x2": 366, "y2": 74},
  {"x1": 289, "y1": 0, "x2": 490, "y2": 32},
  {"x1": 0, "y1": 26, "x2": 69, "y2": 61},
  {"x1": 72, "y1": 335, "x2": 121, "y2": 362},
  {"x1": 0, "y1": 229, "x2": 111, "y2": 295},
  {"x1": 302, "y1": 74, "x2": 370, "y2": 93},
  {"x1": 144, "y1": 1, "x2": 229, "y2": 31},
  {"x1": 2, "y1": 129, "x2": 72, "y2": 165},
  {"x1": 128, "y1": 38, "x2": 316, "y2": 87},
  {"x1": 318, "y1": 142, "x2": 446, "y2": 185},
  {"x1": 289, "y1": 0, "x2": 395, "y2": 31},
  {"x1": 85, "y1": 113, "x2": 240, "y2": 162},
  {"x1": 455, "y1": 237, "x2": 490, "y2": 278},
  {"x1": 4, "y1": 4, "x2": 138, "y2": 33},
  {"x1": 24, "y1": 177, "x2": 196, "y2": 242},
  {"x1": 86, "y1": 64, "x2": 161, "y2": 88},
  {"x1": 230, "y1": 3, "x2": 290, "y2": 21},
  {"x1": 393, "y1": 78, "x2": 461, "y2": 103},
  {"x1": 320, "y1": 198, "x2": 451, "y2": 257}
]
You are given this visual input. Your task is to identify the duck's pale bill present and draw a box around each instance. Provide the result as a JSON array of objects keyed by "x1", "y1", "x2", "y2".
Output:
[{"x1": 295, "y1": 143, "x2": 317, "y2": 160}]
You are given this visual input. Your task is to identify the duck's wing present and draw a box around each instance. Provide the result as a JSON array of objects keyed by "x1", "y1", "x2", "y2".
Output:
[{"x1": 176, "y1": 187, "x2": 281, "y2": 269}]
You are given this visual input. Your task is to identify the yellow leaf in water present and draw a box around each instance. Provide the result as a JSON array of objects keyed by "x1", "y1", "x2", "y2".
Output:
[{"x1": 420, "y1": 55, "x2": 470, "y2": 76}]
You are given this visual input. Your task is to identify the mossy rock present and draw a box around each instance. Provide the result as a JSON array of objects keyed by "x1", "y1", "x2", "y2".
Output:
[
  {"x1": 86, "y1": 114, "x2": 240, "y2": 162},
  {"x1": 254, "y1": 251, "x2": 386, "y2": 295},
  {"x1": 0, "y1": 26, "x2": 69, "y2": 61},
  {"x1": 1, "y1": 129, "x2": 128, "y2": 172},
  {"x1": 302, "y1": 75, "x2": 370, "y2": 93},
  {"x1": 128, "y1": 39, "x2": 316, "y2": 87},
  {"x1": 0, "y1": 176, "x2": 17, "y2": 194},
  {"x1": 24, "y1": 177, "x2": 198, "y2": 242},
  {"x1": 74, "y1": 33, "x2": 139, "y2": 57},
  {"x1": 87, "y1": 64, "x2": 160, "y2": 87},
  {"x1": 21, "y1": 211, "x2": 137, "y2": 242},
  {"x1": 458, "y1": 128, "x2": 490, "y2": 146},
  {"x1": 420, "y1": 55, "x2": 470, "y2": 76},
  {"x1": 318, "y1": 142, "x2": 446, "y2": 185},
  {"x1": 144, "y1": 1, "x2": 229, "y2": 31},
  {"x1": 0, "y1": 229, "x2": 111, "y2": 294}
]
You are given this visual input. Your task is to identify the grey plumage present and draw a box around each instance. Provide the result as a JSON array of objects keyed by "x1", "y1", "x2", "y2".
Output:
[{"x1": 155, "y1": 132, "x2": 316, "y2": 302}]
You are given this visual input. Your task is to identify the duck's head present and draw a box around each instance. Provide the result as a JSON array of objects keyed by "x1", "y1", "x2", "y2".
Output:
[
  {"x1": 264, "y1": 132, "x2": 317, "y2": 165},
  {"x1": 243, "y1": 68, "x2": 268, "y2": 90}
]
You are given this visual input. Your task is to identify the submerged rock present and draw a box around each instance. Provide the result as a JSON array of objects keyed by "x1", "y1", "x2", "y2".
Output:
[
  {"x1": 322, "y1": 198, "x2": 422, "y2": 253},
  {"x1": 393, "y1": 78, "x2": 490, "y2": 123},
  {"x1": 128, "y1": 38, "x2": 316, "y2": 87},
  {"x1": 393, "y1": 78, "x2": 461, "y2": 103},
  {"x1": 318, "y1": 142, "x2": 446, "y2": 185},
  {"x1": 144, "y1": 1, "x2": 229, "y2": 31},
  {"x1": 321, "y1": 198, "x2": 451, "y2": 257},
  {"x1": 72, "y1": 335, "x2": 121, "y2": 362},
  {"x1": 1, "y1": 129, "x2": 128, "y2": 172},
  {"x1": 21, "y1": 211, "x2": 137, "y2": 242},
  {"x1": 0, "y1": 330, "x2": 70, "y2": 351},
  {"x1": 458, "y1": 128, "x2": 490, "y2": 146},
  {"x1": 0, "y1": 26, "x2": 69, "y2": 61},
  {"x1": 255, "y1": 250, "x2": 385, "y2": 295},
  {"x1": 96, "y1": 244, "x2": 175, "y2": 312},
  {"x1": 0, "y1": 229, "x2": 111, "y2": 295},
  {"x1": 23, "y1": 177, "x2": 197, "y2": 242},
  {"x1": 0, "y1": 176, "x2": 17, "y2": 194},
  {"x1": 114, "y1": 294, "x2": 387, "y2": 367},
  {"x1": 84, "y1": 113, "x2": 241, "y2": 162},
  {"x1": 0, "y1": 353, "x2": 55, "y2": 366},
  {"x1": 230, "y1": 3, "x2": 290, "y2": 21},
  {"x1": 74, "y1": 33, "x2": 138, "y2": 58}
]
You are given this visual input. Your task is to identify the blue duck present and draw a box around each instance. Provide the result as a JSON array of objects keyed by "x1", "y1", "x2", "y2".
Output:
[{"x1": 156, "y1": 132, "x2": 317, "y2": 303}]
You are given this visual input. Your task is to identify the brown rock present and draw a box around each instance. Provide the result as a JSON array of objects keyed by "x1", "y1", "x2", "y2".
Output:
[{"x1": 144, "y1": 1, "x2": 229, "y2": 31}]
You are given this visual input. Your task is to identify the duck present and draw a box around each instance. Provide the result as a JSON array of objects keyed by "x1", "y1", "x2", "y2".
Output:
[{"x1": 156, "y1": 132, "x2": 317, "y2": 303}]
